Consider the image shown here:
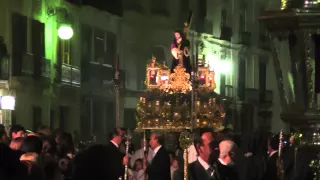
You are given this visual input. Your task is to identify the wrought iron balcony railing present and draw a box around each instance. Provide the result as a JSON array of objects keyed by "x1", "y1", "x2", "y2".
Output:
[{"x1": 61, "y1": 63, "x2": 81, "y2": 87}]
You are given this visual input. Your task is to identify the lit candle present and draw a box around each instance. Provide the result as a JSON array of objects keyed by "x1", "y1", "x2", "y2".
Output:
[{"x1": 196, "y1": 101, "x2": 200, "y2": 107}]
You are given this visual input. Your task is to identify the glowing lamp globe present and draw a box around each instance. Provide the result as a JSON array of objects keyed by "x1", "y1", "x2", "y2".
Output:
[
  {"x1": 1, "y1": 96, "x2": 15, "y2": 110},
  {"x1": 58, "y1": 26, "x2": 73, "y2": 40}
]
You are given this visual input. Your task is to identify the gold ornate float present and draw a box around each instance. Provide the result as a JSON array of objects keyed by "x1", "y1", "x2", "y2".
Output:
[{"x1": 136, "y1": 56, "x2": 225, "y2": 131}]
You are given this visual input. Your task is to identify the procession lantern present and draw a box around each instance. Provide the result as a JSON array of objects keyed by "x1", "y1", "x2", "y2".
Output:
[
  {"x1": 146, "y1": 56, "x2": 160, "y2": 88},
  {"x1": 198, "y1": 67, "x2": 209, "y2": 88},
  {"x1": 160, "y1": 66, "x2": 170, "y2": 87}
]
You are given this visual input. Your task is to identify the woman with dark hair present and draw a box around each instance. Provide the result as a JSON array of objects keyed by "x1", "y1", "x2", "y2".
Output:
[{"x1": 170, "y1": 30, "x2": 192, "y2": 75}]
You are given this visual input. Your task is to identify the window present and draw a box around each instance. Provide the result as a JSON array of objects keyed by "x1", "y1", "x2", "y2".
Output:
[
  {"x1": 221, "y1": 8, "x2": 227, "y2": 27},
  {"x1": 238, "y1": 57, "x2": 246, "y2": 100},
  {"x1": 80, "y1": 24, "x2": 93, "y2": 61},
  {"x1": 11, "y1": 12, "x2": 27, "y2": 76},
  {"x1": 94, "y1": 28, "x2": 106, "y2": 64},
  {"x1": 315, "y1": 35, "x2": 320, "y2": 94},
  {"x1": 31, "y1": 20, "x2": 45, "y2": 57},
  {"x1": 32, "y1": 20, "x2": 45, "y2": 77},
  {"x1": 106, "y1": 31, "x2": 117, "y2": 66},
  {"x1": 58, "y1": 39, "x2": 71, "y2": 64},
  {"x1": 239, "y1": 15, "x2": 245, "y2": 32},
  {"x1": 259, "y1": 58, "x2": 267, "y2": 101}
]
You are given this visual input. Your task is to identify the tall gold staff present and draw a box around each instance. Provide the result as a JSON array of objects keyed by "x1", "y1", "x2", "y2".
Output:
[
  {"x1": 277, "y1": 130, "x2": 284, "y2": 180},
  {"x1": 124, "y1": 131, "x2": 132, "y2": 180}
]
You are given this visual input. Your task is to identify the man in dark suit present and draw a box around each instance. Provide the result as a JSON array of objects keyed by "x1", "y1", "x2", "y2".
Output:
[
  {"x1": 216, "y1": 140, "x2": 239, "y2": 180},
  {"x1": 144, "y1": 132, "x2": 171, "y2": 180},
  {"x1": 189, "y1": 131, "x2": 215, "y2": 180},
  {"x1": 263, "y1": 134, "x2": 280, "y2": 180},
  {"x1": 106, "y1": 128, "x2": 128, "y2": 180}
]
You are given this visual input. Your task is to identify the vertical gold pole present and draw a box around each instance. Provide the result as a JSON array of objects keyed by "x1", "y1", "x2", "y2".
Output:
[{"x1": 183, "y1": 149, "x2": 188, "y2": 180}]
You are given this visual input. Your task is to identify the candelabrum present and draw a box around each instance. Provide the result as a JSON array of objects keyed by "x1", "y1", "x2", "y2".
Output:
[{"x1": 124, "y1": 132, "x2": 132, "y2": 180}]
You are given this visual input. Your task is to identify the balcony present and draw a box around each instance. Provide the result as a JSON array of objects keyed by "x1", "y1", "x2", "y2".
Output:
[
  {"x1": 239, "y1": 32, "x2": 251, "y2": 45},
  {"x1": 22, "y1": 53, "x2": 34, "y2": 75},
  {"x1": 84, "y1": 62, "x2": 126, "y2": 89},
  {"x1": 60, "y1": 63, "x2": 81, "y2": 87},
  {"x1": 259, "y1": 34, "x2": 270, "y2": 50}
]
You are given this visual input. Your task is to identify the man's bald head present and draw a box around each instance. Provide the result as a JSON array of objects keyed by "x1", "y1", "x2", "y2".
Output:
[{"x1": 219, "y1": 140, "x2": 236, "y2": 158}]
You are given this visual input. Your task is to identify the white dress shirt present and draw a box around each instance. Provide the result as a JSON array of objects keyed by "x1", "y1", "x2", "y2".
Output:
[
  {"x1": 153, "y1": 145, "x2": 162, "y2": 156},
  {"x1": 110, "y1": 140, "x2": 119, "y2": 148},
  {"x1": 218, "y1": 158, "x2": 227, "y2": 165},
  {"x1": 269, "y1": 150, "x2": 278, "y2": 158},
  {"x1": 198, "y1": 157, "x2": 214, "y2": 176}
]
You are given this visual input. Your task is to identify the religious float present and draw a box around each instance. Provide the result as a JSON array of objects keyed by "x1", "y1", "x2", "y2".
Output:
[{"x1": 134, "y1": 13, "x2": 226, "y2": 180}]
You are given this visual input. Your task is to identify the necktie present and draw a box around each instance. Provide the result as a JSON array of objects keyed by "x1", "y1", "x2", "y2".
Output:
[{"x1": 207, "y1": 166, "x2": 214, "y2": 177}]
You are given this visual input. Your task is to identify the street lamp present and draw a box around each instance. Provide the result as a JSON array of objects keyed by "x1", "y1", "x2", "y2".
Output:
[
  {"x1": 58, "y1": 25, "x2": 73, "y2": 40},
  {"x1": 1, "y1": 96, "x2": 15, "y2": 110}
]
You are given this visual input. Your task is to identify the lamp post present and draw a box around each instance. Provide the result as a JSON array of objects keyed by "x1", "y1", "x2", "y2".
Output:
[{"x1": 259, "y1": 1, "x2": 320, "y2": 131}]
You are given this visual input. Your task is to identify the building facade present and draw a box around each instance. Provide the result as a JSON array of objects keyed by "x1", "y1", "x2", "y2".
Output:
[
  {"x1": 0, "y1": 0, "x2": 287, "y2": 139},
  {"x1": 0, "y1": 0, "x2": 85, "y2": 132},
  {"x1": 195, "y1": 0, "x2": 288, "y2": 133},
  {"x1": 0, "y1": 0, "x2": 123, "y2": 140}
]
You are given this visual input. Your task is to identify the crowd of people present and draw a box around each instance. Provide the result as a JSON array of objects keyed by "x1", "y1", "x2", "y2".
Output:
[{"x1": 0, "y1": 124, "x2": 318, "y2": 180}]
